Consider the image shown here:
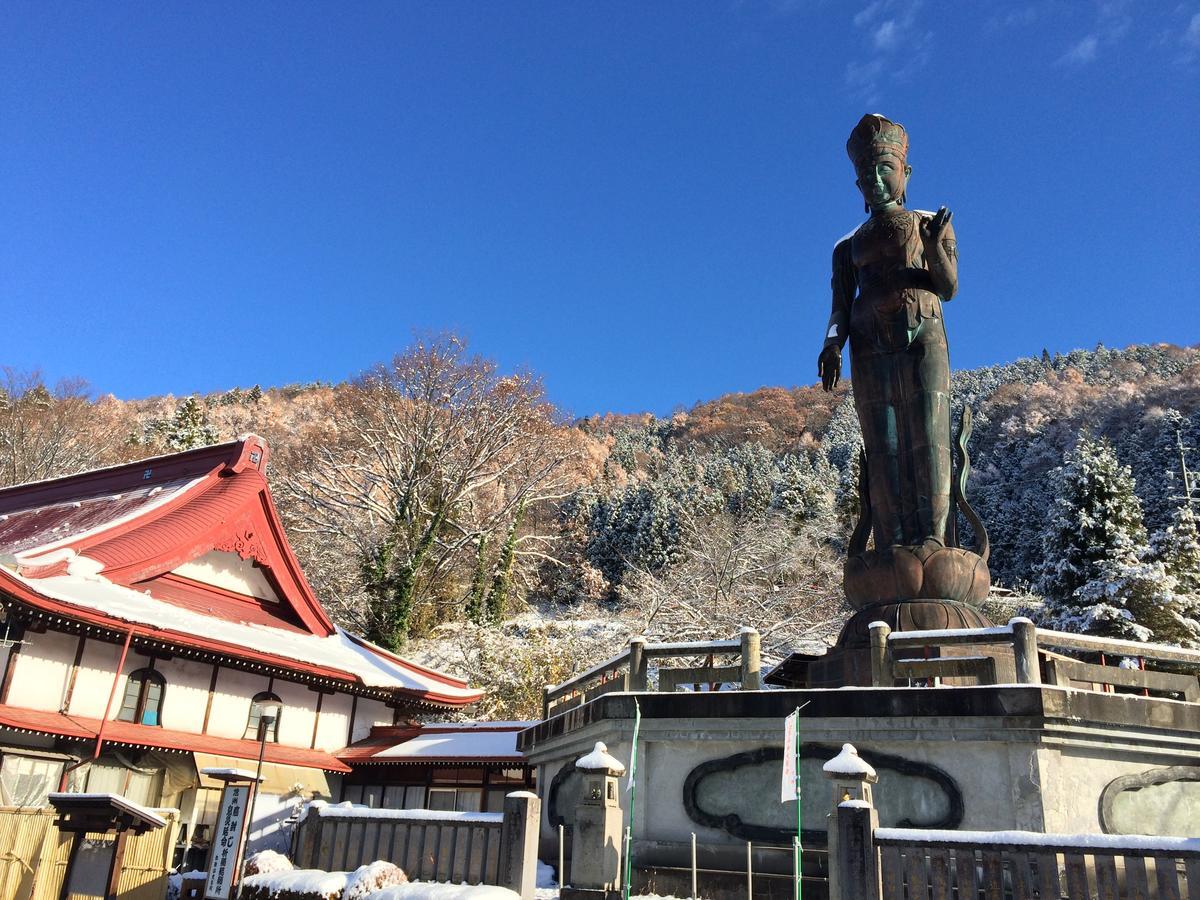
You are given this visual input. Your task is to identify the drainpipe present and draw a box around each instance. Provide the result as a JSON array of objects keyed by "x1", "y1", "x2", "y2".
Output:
[{"x1": 58, "y1": 628, "x2": 133, "y2": 791}]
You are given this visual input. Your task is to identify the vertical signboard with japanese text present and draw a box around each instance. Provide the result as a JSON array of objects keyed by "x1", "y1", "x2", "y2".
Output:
[{"x1": 205, "y1": 783, "x2": 252, "y2": 900}]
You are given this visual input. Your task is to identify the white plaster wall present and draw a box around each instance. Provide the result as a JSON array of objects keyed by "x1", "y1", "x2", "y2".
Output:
[
  {"x1": 351, "y1": 698, "x2": 392, "y2": 743},
  {"x1": 9, "y1": 630, "x2": 78, "y2": 712},
  {"x1": 67, "y1": 639, "x2": 123, "y2": 717},
  {"x1": 247, "y1": 793, "x2": 303, "y2": 855},
  {"x1": 1034, "y1": 746, "x2": 1187, "y2": 835},
  {"x1": 157, "y1": 657, "x2": 215, "y2": 733},
  {"x1": 206, "y1": 668, "x2": 272, "y2": 739},
  {"x1": 314, "y1": 693, "x2": 352, "y2": 751},
  {"x1": 272, "y1": 680, "x2": 319, "y2": 748}
]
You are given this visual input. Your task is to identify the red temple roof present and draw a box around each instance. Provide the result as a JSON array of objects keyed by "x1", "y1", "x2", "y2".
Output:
[
  {"x1": 0, "y1": 438, "x2": 481, "y2": 708},
  {"x1": 0, "y1": 704, "x2": 350, "y2": 772}
]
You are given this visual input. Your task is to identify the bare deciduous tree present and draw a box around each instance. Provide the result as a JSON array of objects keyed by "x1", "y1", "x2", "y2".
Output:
[
  {"x1": 279, "y1": 335, "x2": 584, "y2": 647},
  {"x1": 0, "y1": 369, "x2": 107, "y2": 487},
  {"x1": 622, "y1": 509, "x2": 848, "y2": 662}
]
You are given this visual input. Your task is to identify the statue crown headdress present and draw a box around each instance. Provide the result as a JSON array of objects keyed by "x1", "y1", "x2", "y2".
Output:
[{"x1": 846, "y1": 113, "x2": 908, "y2": 167}]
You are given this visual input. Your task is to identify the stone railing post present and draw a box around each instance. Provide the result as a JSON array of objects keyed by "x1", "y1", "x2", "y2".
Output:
[
  {"x1": 836, "y1": 798, "x2": 881, "y2": 900},
  {"x1": 740, "y1": 627, "x2": 762, "y2": 690},
  {"x1": 628, "y1": 637, "x2": 647, "y2": 692},
  {"x1": 823, "y1": 743, "x2": 880, "y2": 900},
  {"x1": 499, "y1": 791, "x2": 541, "y2": 900},
  {"x1": 563, "y1": 742, "x2": 626, "y2": 900},
  {"x1": 1011, "y1": 617, "x2": 1041, "y2": 685},
  {"x1": 869, "y1": 622, "x2": 892, "y2": 687}
]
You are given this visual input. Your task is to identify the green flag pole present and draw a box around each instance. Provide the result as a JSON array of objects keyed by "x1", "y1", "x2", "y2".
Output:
[
  {"x1": 789, "y1": 701, "x2": 809, "y2": 900},
  {"x1": 794, "y1": 704, "x2": 802, "y2": 900},
  {"x1": 623, "y1": 698, "x2": 642, "y2": 900}
]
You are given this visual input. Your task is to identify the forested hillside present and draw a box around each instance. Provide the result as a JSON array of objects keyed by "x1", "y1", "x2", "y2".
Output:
[{"x1": 3, "y1": 338, "x2": 1198, "y2": 716}]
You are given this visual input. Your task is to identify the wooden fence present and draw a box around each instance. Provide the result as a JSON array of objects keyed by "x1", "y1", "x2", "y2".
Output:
[
  {"x1": 829, "y1": 748, "x2": 1200, "y2": 900},
  {"x1": 0, "y1": 805, "x2": 178, "y2": 900},
  {"x1": 292, "y1": 793, "x2": 540, "y2": 898},
  {"x1": 543, "y1": 628, "x2": 762, "y2": 718},
  {"x1": 294, "y1": 809, "x2": 503, "y2": 883},
  {"x1": 873, "y1": 828, "x2": 1200, "y2": 899},
  {"x1": 869, "y1": 617, "x2": 1200, "y2": 700}
]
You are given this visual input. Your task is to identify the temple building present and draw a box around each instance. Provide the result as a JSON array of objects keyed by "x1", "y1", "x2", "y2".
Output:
[
  {"x1": 0, "y1": 436, "x2": 485, "y2": 861},
  {"x1": 337, "y1": 720, "x2": 534, "y2": 812}
]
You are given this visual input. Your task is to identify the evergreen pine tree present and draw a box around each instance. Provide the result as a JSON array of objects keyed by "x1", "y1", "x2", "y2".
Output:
[
  {"x1": 1148, "y1": 503, "x2": 1200, "y2": 646},
  {"x1": 144, "y1": 396, "x2": 219, "y2": 451},
  {"x1": 466, "y1": 535, "x2": 489, "y2": 625},
  {"x1": 1037, "y1": 436, "x2": 1191, "y2": 643},
  {"x1": 1151, "y1": 503, "x2": 1200, "y2": 595},
  {"x1": 1037, "y1": 436, "x2": 1147, "y2": 603},
  {"x1": 486, "y1": 503, "x2": 524, "y2": 623}
]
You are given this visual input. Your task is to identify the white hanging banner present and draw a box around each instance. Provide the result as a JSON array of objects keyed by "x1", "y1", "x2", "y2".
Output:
[
  {"x1": 205, "y1": 783, "x2": 252, "y2": 900},
  {"x1": 781, "y1": 708, "x2": 799, "y2": 801}
]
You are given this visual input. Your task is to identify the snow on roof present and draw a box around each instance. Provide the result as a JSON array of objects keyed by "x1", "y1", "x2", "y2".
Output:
[
  {"x1": 14, "y1": 569, "x2": 479, "y2": 701},
  {"x1": 47, "y1": 792, "x2": 168, "y2": 827},
  {"x1": 372, "y1": 731, "x2": 522, "y2": 761},
  {"x1": 822, "y1": 743, "x2": 877, "y2": 779},
  {"x1": 1, "y1": 477, "x2": 205, "y2": 561},
  {"x1": 576, "y1": 741, "x2": 626, "y2": 774}
]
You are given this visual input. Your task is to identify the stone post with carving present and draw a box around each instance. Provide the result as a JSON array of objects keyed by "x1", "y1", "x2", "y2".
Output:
[
  {"x1": 562, "y1": 742, "x2": 626, "y2": 900},
  {"x1": 824, "y1": 743, "x2": 880, "y2": 900}
]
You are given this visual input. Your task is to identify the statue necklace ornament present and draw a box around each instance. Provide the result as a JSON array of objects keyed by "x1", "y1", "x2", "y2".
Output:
[{"x1": 818, "y1": 114, "x2": 990, "y2": 615}]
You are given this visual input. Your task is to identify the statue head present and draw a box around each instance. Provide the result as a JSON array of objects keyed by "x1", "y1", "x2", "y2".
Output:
[{"x1": 847, "y1": 113, "x2": 911, "y2": 213}]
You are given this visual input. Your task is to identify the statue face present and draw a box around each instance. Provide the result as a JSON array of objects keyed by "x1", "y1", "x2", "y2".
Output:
[{"x1": 855, "y1": 152, "x2": 911, "y2": 211}]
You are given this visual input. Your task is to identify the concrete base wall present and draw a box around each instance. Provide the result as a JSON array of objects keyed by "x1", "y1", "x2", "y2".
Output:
[{"x1": 523, "y1": 685, "x2": 1200, "y2": 870}]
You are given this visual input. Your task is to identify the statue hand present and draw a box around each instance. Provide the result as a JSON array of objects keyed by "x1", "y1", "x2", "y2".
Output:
[
  {"x1": 922, "y1": 206, "x2": 953, "y2": 241},
  {"x1": 818, "y1": 346, "x2": 842, "y2": 392}
]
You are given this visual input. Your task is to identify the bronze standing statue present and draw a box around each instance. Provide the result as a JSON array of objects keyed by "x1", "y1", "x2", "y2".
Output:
[{"x1": 820, "y1": 114, "x2": 989, "y2": 613}]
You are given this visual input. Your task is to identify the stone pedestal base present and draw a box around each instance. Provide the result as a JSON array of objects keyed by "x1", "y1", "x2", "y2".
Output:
[
  {"x1": 806, "y1": 599, "x2": 993, "y2": 687},
  {"x1": 844, "y1": 542, "x2": 990, "y2": 609}
]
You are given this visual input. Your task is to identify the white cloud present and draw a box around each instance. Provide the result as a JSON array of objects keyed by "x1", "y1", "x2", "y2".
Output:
[
  {"x1": 1060, "y1": 34, "x2": 1100, "y2": 64},
  {"x1": 1058, "y1": 0, "x2": 1133, "y2": 65},
  {"x1": 844, "y1": 0, "x2": 930, "y2": 100},
  {"x1": 1185, "y1": 12, "x2": 1200, "y2": 48},
  {"x1": 873, "y1": 20, "x2": 899, "y2": 50}
]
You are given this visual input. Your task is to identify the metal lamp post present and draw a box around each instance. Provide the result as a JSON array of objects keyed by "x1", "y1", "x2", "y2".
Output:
[{"x1": 248, "y1": 700, "x2": 282, "y2": 860}]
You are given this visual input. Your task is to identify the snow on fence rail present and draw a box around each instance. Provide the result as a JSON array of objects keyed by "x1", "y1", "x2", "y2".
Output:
[
  {"x1": 869, "y1": 617, "x2": 1200, "y2": 700},
  {"x1": 292, "y1": 796, "x2": 539, "y2": 899},
  {"x1": 829, "y1": 745, "x2": 1200, "y2": 900},
  {"x1": 542, "y1": 629, "x2": 762, "y2": 718},
  {"x1": 871, "y1": 826, "x2": 1200, "y2": 900}
]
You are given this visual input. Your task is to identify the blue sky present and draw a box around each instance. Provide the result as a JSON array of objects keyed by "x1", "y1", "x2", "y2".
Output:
[{"x1": 2, "y1": 1, "x2": 1198, "y2": 417}]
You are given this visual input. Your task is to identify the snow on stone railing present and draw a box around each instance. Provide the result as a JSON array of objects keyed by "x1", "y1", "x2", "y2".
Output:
[
  {"x1": 543, "y1": 628, "x2": 762, "y2": 717},
  {"x1": 869, "y1": 616, "x2": 1200, "y2": 694}
]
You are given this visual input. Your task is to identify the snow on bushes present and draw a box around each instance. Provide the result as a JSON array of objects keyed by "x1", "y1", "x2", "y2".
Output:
[
  {"x1": 245, "y1": 850, "x2": 296, "y2": 877},
  {"x1": 166, "y1": 871, "x2": 207, "y2": 900},
  {"x1": 240, "y1": 861, "x2": 407, "y2": 900}
]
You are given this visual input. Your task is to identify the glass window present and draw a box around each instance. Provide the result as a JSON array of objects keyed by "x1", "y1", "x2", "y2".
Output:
[
  {"x1": 485, "y1": 789, "x2": 509, "y2": 813},
  {"x1": 243, "y1": 692, "x2": 282, "y2": 741},
  {"x1": 382, "y1": 785, "x2": 407, "y2": 809},
  {"x1": 403, "y1": 786, "x2": 425, "y2": 809},
  {"x1": 117, "y1": 669, "x2": 166, "y2": 726},
  {"x1": 454, "y1": 789, "x2": 482, "y2": 813},
  {"x1": 0, "y1": 754, "x2": 64, "y2": 806},
  {"x1": 427, "y1": 788, "x2": 456, "y2": 811},
  {"x1": 361, "y1": 785, "x2": 382, "y2": 808}
]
